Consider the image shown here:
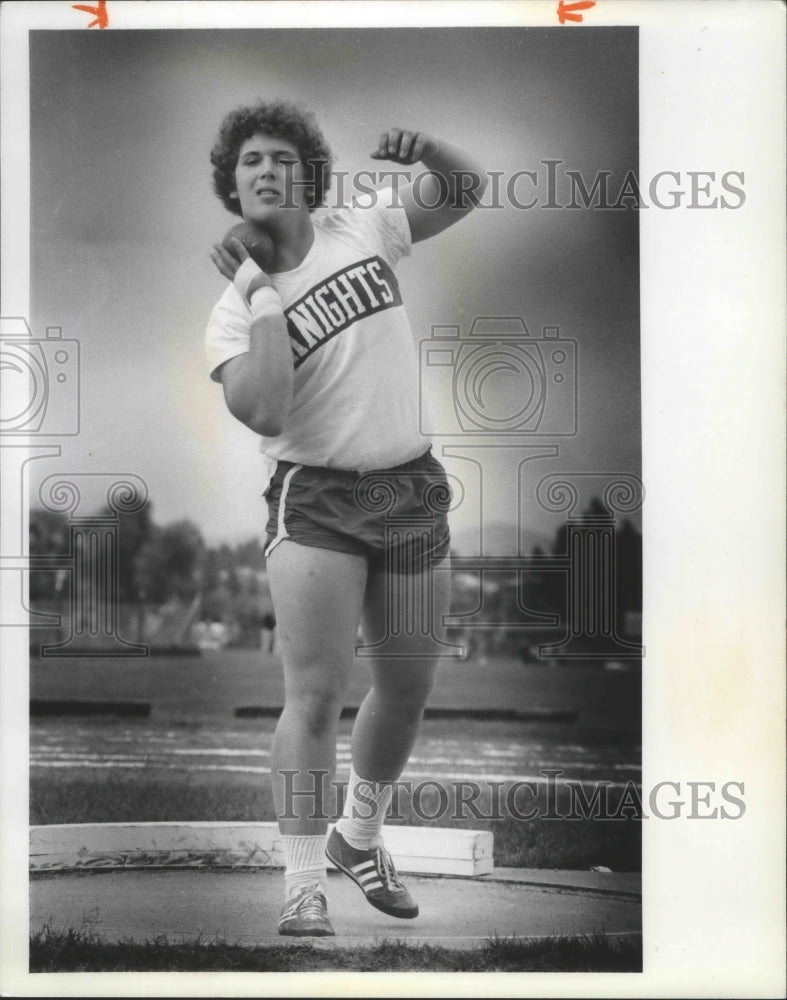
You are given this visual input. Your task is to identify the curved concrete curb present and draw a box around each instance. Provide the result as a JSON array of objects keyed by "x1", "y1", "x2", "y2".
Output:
[
  {"x1": 30, "y1": 823, "x2": 641, "y2": 900},
  {"x1": 489, "y1": 867, "x2": 641, "y2": 899},
  {"x1": 30, "y1": 822, "x2": 493, "y2": 877}
]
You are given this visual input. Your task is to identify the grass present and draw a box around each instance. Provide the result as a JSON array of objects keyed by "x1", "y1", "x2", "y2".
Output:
[
  {"x1": 29, "y1": 923, "x2": 642, "y2": 972},
  {"x1": 30, "y1": 771, "x2": 641, "y2": 872}
]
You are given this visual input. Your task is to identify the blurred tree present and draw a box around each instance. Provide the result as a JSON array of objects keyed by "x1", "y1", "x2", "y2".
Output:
[
  {"x1": 224, "y1": 566, "x2": 242, "y2": 599},
  {"x1": 196, "y1": 537, "x2": 273, "y2": 645},
  {"x1": 215, "y1": 543, "x2": 235, "y2": 572},
  {"x1": 96, "y1": 491, "x2": 154, "y2": 603},
  {"x1": 201, "y1": 547, "x2": 221, "y2": 595},
  {"x1": 28, "y1": 508, "x2": 70, "y2": 601},
  {"x1": 582, "y1": 495, "x2": 611, "y2": 520},
  {"x1": 616, "y1": 518, "x2": 642, "y2": 622},
  {"x1": 538, "y1": 521, "x2": 569, "y2": 625},
  {"x1": 135, "y1": 520, "x2": 206, "y2": 605},
  {"x1": 234, "y1": 537, "x2": 267, "y2": 569},
  {"x1": 517, "y1": 497, "x2": 642, "y2": 659}
]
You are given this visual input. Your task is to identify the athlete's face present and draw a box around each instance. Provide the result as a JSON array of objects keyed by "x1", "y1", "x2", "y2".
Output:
[{"x1": 231, "y1": 133, "x2": 310, "y2": 223}]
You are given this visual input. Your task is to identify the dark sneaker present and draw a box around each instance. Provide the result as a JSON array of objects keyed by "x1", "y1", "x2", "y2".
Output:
[
  {"x1": 278, "y1": 883, "x2": 335, "y2": 937},
  {"x1": 326, "y1": 827, "x2": 419, "y2": 919}
]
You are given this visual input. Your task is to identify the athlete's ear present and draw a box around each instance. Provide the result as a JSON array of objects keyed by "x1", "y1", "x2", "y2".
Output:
[{"x1": 229, "y1": 190, "x2": 239, "y2": 200}]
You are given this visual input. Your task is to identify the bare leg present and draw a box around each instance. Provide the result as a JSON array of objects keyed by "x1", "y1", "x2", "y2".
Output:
[
  {"x1": 266, "y1": 541, "x2": 367, "y2": 835},
  {"x1": 351, "y1": 556, "x2": 452, "y2": 781}
]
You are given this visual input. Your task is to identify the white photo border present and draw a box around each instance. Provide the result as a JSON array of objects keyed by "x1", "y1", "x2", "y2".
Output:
[{"x1": 1, "y1": 1, "x2": 784, "y2": 996}]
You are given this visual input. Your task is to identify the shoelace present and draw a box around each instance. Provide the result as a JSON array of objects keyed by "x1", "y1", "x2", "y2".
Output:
[
  {"x1": 283, "y1": 884, "x2": 326, "y2": 920},
  {"x1": 373, "y1": 846, "x2": 403, "y2": 890}
]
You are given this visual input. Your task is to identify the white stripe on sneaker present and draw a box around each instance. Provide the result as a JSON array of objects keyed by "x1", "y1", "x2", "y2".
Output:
[
  {"x1": 358, "y1": 870, "x2": 379, "y2": 883},
  {"x1": 351, "y1": 860, "x2": 377, "y2": 875}
]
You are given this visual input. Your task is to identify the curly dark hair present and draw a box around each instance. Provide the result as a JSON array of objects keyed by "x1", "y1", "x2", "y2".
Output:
[{"x1": 210, "y1": 99, "x2": 333, "y2": 215}]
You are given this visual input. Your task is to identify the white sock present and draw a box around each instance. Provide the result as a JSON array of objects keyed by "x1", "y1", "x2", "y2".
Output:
[
  {"x1": 336, "y1": 766, "x2": 393, "y2": 849},
  {"x1": 281, "y1": 834, "x2": 327, "y2": 899}
]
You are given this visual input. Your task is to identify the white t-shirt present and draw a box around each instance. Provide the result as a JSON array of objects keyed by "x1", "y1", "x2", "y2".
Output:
[{"x1": 205, "y1": 188, "x2": 431, "y2": 477}]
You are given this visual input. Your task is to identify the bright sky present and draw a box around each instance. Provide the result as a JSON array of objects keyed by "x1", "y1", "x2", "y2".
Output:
[{"x1": 30, "y1": 27, "x2": 640, "y2": 550}]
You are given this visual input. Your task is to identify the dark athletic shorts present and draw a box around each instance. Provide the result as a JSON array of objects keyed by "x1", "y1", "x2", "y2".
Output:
[{"x1": 263, "y1": 449, "x2": 451, "y2": 573}]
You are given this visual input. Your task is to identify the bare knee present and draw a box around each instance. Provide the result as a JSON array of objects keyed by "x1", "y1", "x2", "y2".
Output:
[{"x1": 284, "y1": 677, "x2": 346, "y2": 738}]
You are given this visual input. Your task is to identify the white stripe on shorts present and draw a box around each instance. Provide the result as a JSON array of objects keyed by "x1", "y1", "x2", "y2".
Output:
[{"x1": 264, "y1": 464, "x2": 302, "y2": 558}]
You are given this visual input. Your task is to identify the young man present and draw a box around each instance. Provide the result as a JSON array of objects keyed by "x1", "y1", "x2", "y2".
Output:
[{"x1": 206, "y1": 100, "x2": 486, "y2": 935}]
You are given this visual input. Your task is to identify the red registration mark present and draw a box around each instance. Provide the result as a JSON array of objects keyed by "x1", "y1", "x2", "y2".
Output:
[
  {"x1": 557, "y1": 0, "x2": 596, "y2": 25},
  {"x1": 71, "y1": 0, "x2": 109, "y2": 29}
]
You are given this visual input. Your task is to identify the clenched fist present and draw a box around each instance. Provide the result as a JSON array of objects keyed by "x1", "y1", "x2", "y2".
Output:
[{"x1": 370, "y1": 128, "x2": 439, "y2": 165}]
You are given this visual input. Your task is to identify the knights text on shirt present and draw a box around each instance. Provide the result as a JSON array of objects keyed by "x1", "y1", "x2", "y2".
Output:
[{"x1": 285, "y1": 255, "x2": 403, "y2": 367}]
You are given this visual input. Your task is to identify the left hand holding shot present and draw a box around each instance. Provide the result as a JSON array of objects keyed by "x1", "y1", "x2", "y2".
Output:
[
  {"x1": 222, "y1": 221, "x2": 275, "y2": 272},
  {"x1": 210, "y1": 228, "x2": 274, "y2": 303}
]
